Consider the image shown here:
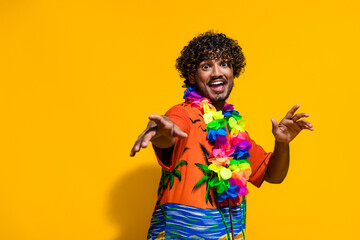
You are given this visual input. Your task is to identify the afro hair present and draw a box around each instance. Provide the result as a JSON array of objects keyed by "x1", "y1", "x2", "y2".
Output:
[{"x1": 175, "y1": 31, "x2": 246, "y2": 88}]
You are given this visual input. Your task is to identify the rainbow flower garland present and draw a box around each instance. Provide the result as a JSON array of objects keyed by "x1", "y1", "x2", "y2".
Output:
[{"x1": 184, "y1": 86, "x2": 252, "y2": 203}]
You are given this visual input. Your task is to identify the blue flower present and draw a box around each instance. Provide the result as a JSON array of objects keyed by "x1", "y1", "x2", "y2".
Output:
[
  {"x1": 223, "y1": 110, "x2": 239, "y2": 117},
  {"x1": 207, "y1": 127, "x2": 227, "y2": 143},
  {"x1": 232, "y1": 149, "x2": 250, "y2": 159},
  {"x1": 216, "y1": 184, "x2": 238, "y2": 202}
]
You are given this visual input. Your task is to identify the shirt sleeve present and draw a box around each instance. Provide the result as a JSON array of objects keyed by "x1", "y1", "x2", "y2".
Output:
[
  {"x1": 247, "y1": 132, "x2": 273, "y2": 188},
  {"x1": 152, "y1": 105, "x2": 190, "y2": 172}
]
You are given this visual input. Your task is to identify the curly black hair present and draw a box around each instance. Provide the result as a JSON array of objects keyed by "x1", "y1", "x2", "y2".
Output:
[{"x1": 175, "y1": 31, "x2": 246, "y2": 88}]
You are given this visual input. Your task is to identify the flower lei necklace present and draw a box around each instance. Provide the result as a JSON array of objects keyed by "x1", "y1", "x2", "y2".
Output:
[{"x1": 184, "y1": 86, "x2": 252, "y2": 203}]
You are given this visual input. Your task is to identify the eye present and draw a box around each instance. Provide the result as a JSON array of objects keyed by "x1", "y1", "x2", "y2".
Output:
[
  {"x1": 221, "y1": 62, "x2": 229, "y2": 67},
  {"x1": 201, "y1": 64, "x2": 210, "y2": 70}
]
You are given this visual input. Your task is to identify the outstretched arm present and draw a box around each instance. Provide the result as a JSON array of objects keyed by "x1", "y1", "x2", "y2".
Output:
[
  {"x1": 264, "y1": 104, "x2": 314, "y2": 183},
  {"x1": 130, "y1": 115, "x2": 188, "y2": 157}
]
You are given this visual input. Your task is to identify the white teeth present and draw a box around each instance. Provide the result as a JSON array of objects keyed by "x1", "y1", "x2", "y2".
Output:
[{"x1": 210, "y1": 81, "x2": 224, "y2": 86}]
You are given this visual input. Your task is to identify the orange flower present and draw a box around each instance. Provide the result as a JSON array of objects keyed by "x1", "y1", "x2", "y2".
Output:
[
  {"x1": 232, "y1": 169, "x2": 252, "y2": 180},
  {"x1": 208, "y1": 157, "x2": 233, "y2": 166}
]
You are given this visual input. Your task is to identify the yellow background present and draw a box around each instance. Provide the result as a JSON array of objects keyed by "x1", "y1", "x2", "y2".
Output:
[{"x1": 1, "y1": 0, "x2": 359, "y2": 239}]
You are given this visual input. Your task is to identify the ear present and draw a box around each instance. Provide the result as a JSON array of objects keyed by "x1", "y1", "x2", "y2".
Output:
[{"x1": 188, "y1": 74, "x2": 196, "y2": 85}]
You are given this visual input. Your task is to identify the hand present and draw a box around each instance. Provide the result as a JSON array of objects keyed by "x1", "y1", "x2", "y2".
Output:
[
  {"x1": 130, "y1": 115, "x2": 188, "y2": 157},
  {"x1": 271, "y1": 104, "x2": 314, "y2": 144}
]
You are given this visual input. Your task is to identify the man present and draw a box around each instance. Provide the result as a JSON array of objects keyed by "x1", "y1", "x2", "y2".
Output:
[{"x1": 130, "y1": 31, "x2": 313, "y2": 240}]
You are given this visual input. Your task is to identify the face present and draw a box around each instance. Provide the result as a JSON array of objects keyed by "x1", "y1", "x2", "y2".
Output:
[{"x1": 189, "y1": 58, "x2": 234, "y2": 103}]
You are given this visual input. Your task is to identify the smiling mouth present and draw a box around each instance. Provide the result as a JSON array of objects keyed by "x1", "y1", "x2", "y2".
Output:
[{"x1": 208, "y1": 79, "x2": 227, "y2": 92}]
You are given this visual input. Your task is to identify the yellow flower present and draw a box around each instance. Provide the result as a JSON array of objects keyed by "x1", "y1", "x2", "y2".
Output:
[
  {"x1": 208, "y1": 164, "x2": 223, "y2": 173},
  {"x1": 201, "y1": 100, "x2": 216, "y2": 114},
  {"x1": 238, "y1": 162, "x2": 251, "y2": 170},
  {"x1": 203, "y1": 110, "x2": 224, "y2": 124},
  {"x1": 229, "y1": 162, "x2": 251, "y2": 172},
  {"x1": 208, "y1": 164, "x2": 232, "y2": 180},
  {"x1": 212, "y1": 111, "x2": 224, "y2": 120},
  {"x1": 203, "y1": 111, "x2": 214, "y2": 124},
  {"x1": 219, "y1": 168, "x2": 232, "y2": 180},
  {"x1": 229, "y1": 117, "x2": 246, "y2": 135}
]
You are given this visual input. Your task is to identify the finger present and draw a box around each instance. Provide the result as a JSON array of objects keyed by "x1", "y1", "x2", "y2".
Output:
[
  {"x1": 130, "y1": 129, "x2": 153, "y2": 156},
  {"x1": 130, "y1": 148, "x2": 136, "y2": 157},
  {"x1": 149, "y1": 114, "x2": 188, "y2": 138},
  {"x1": 130, "y1": 139, "x2": 142, "y2": 157},
  {"x1": 149, "y1": 114, "x2": 168, "y2": 128},
  {"x1": 291, "y1": 112, "x2": 309, "y2": 122},
  {"x1": 297, "y1": 119, "x2": 313, "y2": 127},
  {"x1": 172, "y1": 125, "x2": 188, "y2": 139},
  {"x1": 297, "y1": 120, "x2": 314, "y2": 131},
  {"x1": 130, "y1": 124, "x2": 155, "y2": 157},
  {"x1": 271, "y1": 118, "x2": 278, "y2": 133},
  {"x1": 284, "y1": 104, "x2": 300, "y2": 119},
  {"x1": 130, "y1": 116, "x2": 165, "y2": 157},
  {"x1": 145, "y1": 119, "x2": 157, "y2": 129},
  {"x1": 141, "y1": 130, "x2": 157, "y2": 148},
  {"x1": 143, "y1": 125, "x2": 158, "y2": 137}
]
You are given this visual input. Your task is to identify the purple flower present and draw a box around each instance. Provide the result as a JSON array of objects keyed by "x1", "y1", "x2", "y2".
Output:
[
  {"x1": 214, "y1": 135, "x2": 229, "y2": 149},
  {"x1": 183, "y1": 86, "x2": 202, "y2": 100},
  {"x1": 223, "y1": 103, "x2": 234, "y2": 111},
  {"x1": 207, "y1": 127, "x2": 227, "y2": 143},
  {"x1": 232, "y1": 140, "x2": 251, "y2": 151}
]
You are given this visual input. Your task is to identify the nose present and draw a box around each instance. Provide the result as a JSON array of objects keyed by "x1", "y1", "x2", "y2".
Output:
[{"x1": 211, "y1": 63, "x2": 224, "y2": 78}]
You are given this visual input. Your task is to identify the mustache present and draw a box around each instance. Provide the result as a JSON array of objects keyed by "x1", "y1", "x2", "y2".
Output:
[{"x1": 207, "y1": 77, "x2": 228, "y2": 85}]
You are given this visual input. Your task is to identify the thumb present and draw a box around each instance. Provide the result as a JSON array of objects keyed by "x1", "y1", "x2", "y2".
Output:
[{"x1": 271, "y1": 118, "x2": 278, "y2": 132}]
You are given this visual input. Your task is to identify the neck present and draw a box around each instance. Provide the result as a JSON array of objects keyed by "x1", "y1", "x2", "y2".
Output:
[{"x1": 212, "y1": 101, "x2": 225, "y2": 111}]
